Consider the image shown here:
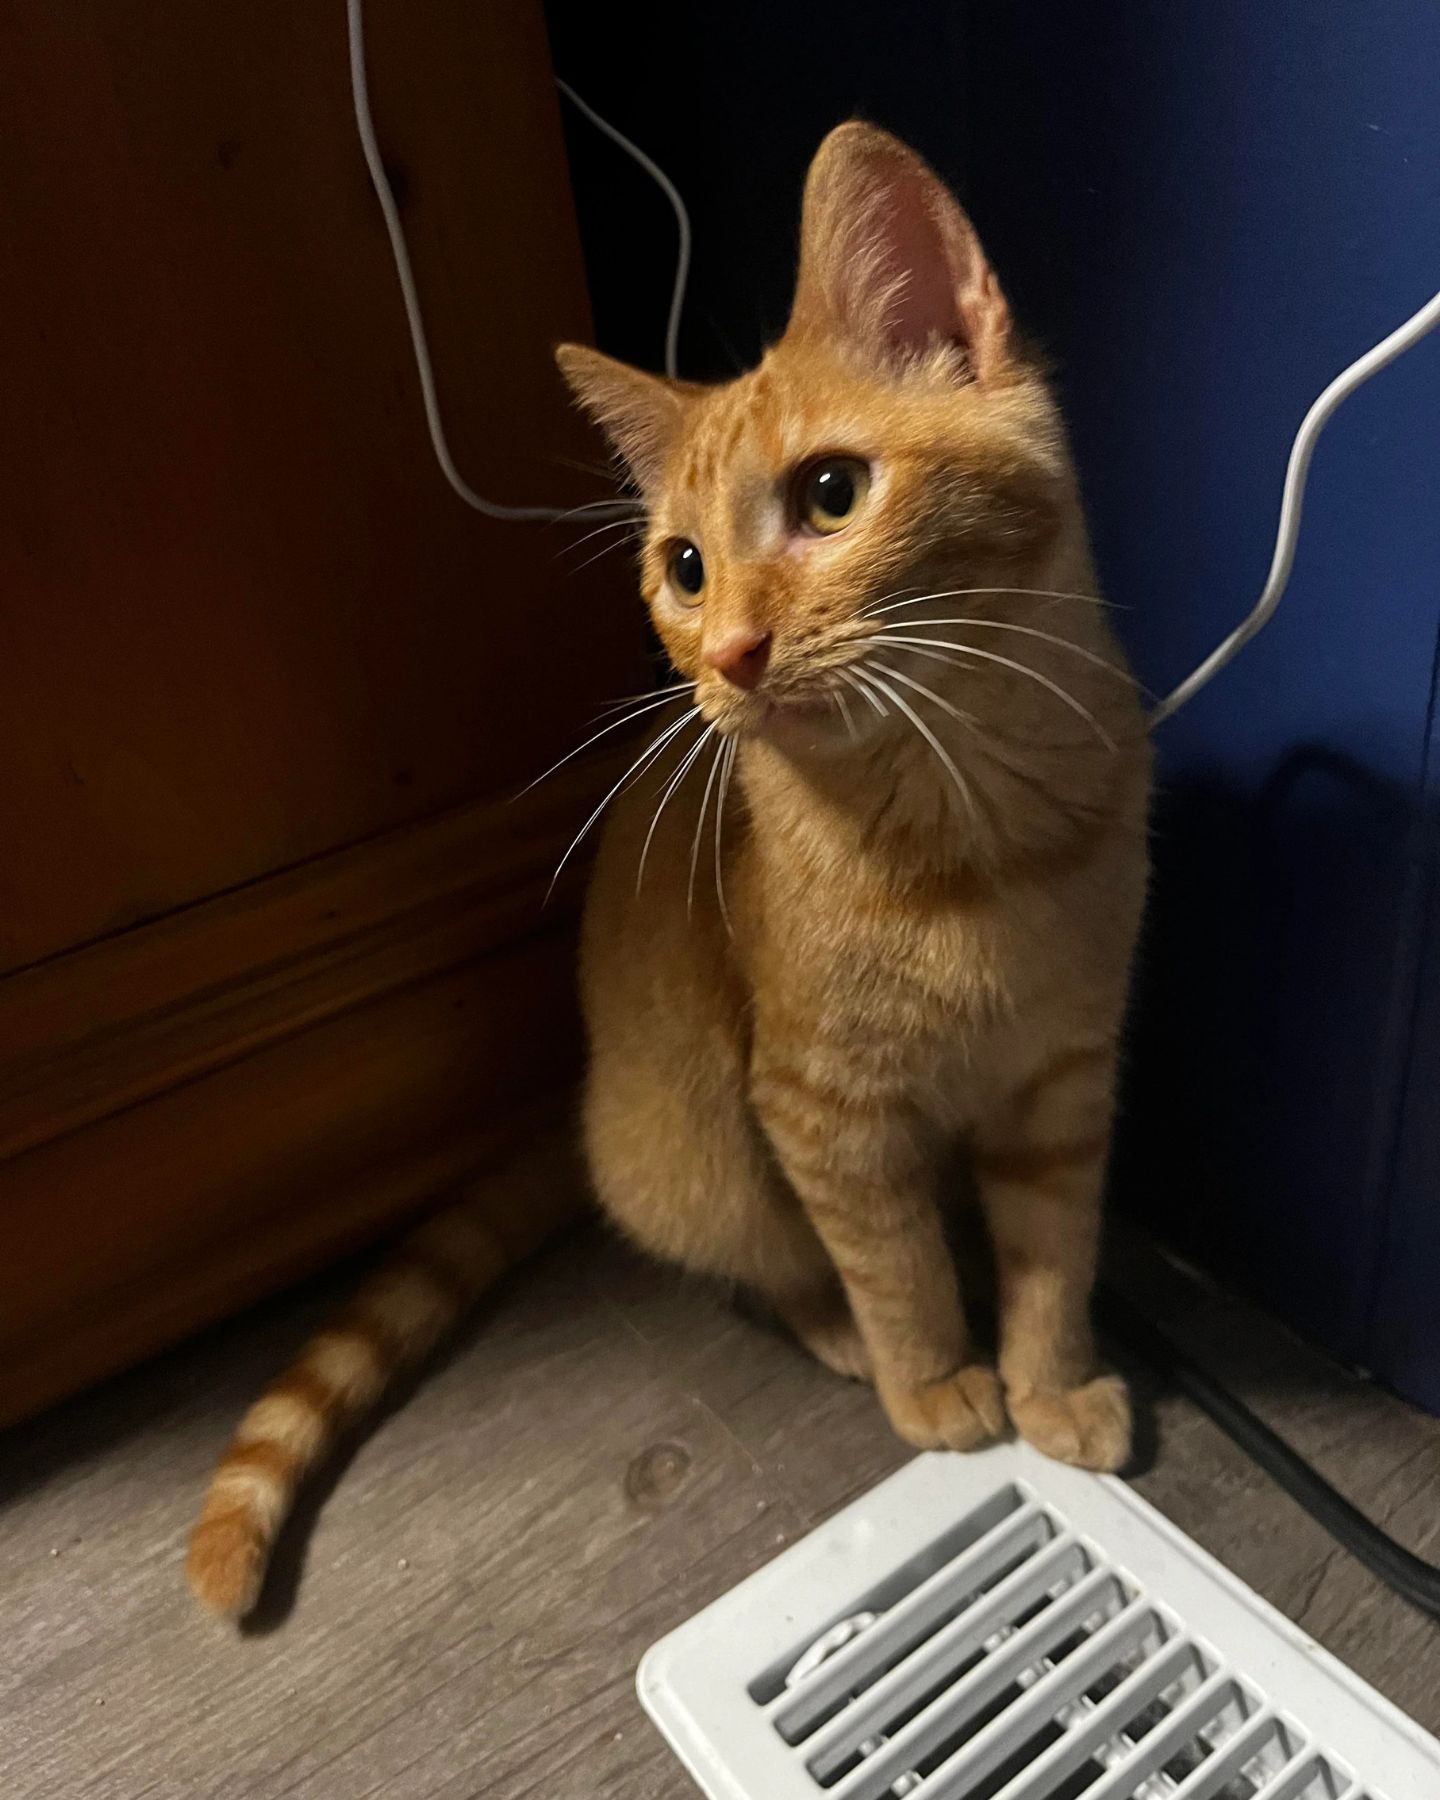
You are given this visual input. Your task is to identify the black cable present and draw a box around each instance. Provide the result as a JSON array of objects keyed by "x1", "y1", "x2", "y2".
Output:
[{"x1": 1099, "y1": 1287, "x2": 1440, "y2": 1621}]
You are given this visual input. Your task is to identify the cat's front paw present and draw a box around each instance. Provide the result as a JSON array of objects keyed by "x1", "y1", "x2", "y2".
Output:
[
  {"x1": 882, "y1": 1365, "x2": 1006, "y2": 1452},
  {"x1": 1007, "y1": 1374, "x2": 1132, "y2": 1471}
]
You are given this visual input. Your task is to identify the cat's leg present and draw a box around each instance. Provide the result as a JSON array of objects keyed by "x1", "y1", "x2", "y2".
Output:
[
  {"x1": 974, "y1": 1042, "x2": 1131, "y2": 1471},
  {"x1": 750, "y1": 1055, "x2": 1004, "y2": 1452},
  {"x1": 585, "y1": 1041, "x2": 870, "y2": 1380}
]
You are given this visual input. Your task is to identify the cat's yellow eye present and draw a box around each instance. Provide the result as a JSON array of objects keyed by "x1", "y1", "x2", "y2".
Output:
[
  {"x1": 668, "y1": 539, "x2": 705, "y2": 604},
  {"x1": 796, "y1": 456, "x2": 870, "y2": 536}
]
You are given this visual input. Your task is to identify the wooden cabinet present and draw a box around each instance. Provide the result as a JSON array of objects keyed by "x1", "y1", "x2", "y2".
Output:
[{"x1": 0, "y1": 3, "x2": 643, "y2": 1422}]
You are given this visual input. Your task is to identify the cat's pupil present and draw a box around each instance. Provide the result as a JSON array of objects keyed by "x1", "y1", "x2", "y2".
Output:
[
  {"x1": 671, "y1": 541, "x2": 704, "y2": 597},
  {"x1": 812, "y1": 462, "x2": 855, "y2": 516}
]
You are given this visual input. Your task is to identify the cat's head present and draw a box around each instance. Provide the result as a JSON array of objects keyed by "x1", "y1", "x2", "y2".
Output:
[{"x1": 557, "y1": 122, "x2": 1076, "y2": 748}]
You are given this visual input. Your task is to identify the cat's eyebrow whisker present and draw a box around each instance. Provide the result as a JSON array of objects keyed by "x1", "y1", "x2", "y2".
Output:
[
  {"x1": 860, "y1": 585, "x2": 1114, "y2": 620},
  {"x1": 853, "y1": 665, "x2": 979, "y2": 825},
  {"x1": 547, "y1": 706, "x2": 700, "y2": 897},
  {"x1": 567, "y1": 536, "x2": 647, "y2": 578},
  {"x1": 560, "y1": 515, "x2": 650, "y2": 557},
  {"x1": 841, "y1": 667, "x2": 888, "y2": 718},
  {"x1": 549, "y1": 496, "x2": 646, "y2": 526},
  {"x1": 564, "y1": 527, "x2": 648, "y2": 576},
  {"x1": 879, "y1": 618, "x2": 1141, "y2": 688},
  {"x1": 516, "y1": 687, "x2": 694, "y2": 798},
  {"x1": 688, "y1": 733, "x2": 728, "y2": 916},
  {"x1": 869, "y1": 634, "x2": 1117, "y2": 751},
  {"x1": 713, "y1": 736, "x2": 738, "y2": 939},
  {"x1": 637, "y1": 720, "x2": 717, "y2": 897}
]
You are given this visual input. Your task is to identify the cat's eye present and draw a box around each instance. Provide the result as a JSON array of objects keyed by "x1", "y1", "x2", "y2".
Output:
[
  {"x1": 796, "y1": 456, "x2": 870, "y2": 535},
  {"x1": 669, "y1": 540, "x2": 705, "y2": 602}
]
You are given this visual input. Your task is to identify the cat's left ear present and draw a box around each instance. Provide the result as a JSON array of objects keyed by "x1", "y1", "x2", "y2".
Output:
[
  {"x1": 790, "y1": 121, "x2": 1011, "y2": 381},
  {"x1": 555, "y1": 344, "x2": 690, "y2": 493}
]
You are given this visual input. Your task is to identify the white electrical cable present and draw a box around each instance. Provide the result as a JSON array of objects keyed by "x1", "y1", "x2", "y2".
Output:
[
  {"x1": 345, "y1": 0, "x2": 688, "y2": 522},
  {"x1": 1149, "y1": 285, "x2": 1440, "y2": 725},
  {"x1": 348, "y1": 0, "x2": 1439, "y2": 722},
  {"x1": 553, "y1": 78, "x2": 691, "y2": 385}
]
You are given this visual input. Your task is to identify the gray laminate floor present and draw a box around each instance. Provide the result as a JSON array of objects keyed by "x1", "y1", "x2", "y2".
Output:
[{"x1": 2, "y1": 1223, "x2": 1438, "y2": 1798}]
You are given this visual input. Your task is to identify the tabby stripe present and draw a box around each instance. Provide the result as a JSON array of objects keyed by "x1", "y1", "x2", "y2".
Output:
[
  {"x1": 267, "y1": 1366, "x2": 339, "y2": 1417},
  {"x1": 216, "y1": 1438, "x2": 296, "y2": 1487},
  {"x1": 1011, "y1": 1042, "x2": 1114, "y2": 1110},
  {"x1": 187, "y1": 1134, "x2": 578, "y2": 1621},
  {"x1": 973, "y1": 1131, "x2": 1112, "y2": 1186}
]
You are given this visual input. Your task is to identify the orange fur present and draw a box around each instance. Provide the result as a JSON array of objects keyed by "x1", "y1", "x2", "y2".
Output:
[
  {"x1": 186, "y1": 1135, "x2": 580, "y2": 1619},
  {"x1": 188, "y1": 122, "x2": 1151, "y2": 1622},
  {"x1": 560, "y1": 122, "x2": 1150, "y2": 1469}
]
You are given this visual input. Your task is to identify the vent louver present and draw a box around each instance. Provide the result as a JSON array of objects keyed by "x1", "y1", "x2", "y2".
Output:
[{"x1": 640, "y1": 1446, "x2": 1439, "y2": 1800}]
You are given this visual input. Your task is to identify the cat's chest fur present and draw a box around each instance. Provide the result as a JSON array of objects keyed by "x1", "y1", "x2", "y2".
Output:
[
  {"x1": 747, "y1": 851, "x2": 1008, "y2": 1036},
  {"x1": 729, "y1": 736, "x2": 1141, "y2": 1126}
]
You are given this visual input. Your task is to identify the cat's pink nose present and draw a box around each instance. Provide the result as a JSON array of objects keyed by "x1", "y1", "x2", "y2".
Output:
[{"x1": 705, "y1": 628, "x2": 772, "y2": 690}]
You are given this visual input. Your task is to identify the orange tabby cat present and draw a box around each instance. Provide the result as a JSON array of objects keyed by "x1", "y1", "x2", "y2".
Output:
[
  {"x1": 187, "y1": 121, "x2": 1148, "y2": 1619},
  {"x1": 559, "y1": 120, "x2": 1149, "y2": 1464}
]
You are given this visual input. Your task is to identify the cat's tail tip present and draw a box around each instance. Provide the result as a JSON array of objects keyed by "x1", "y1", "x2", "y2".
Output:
[
  {"x1": 186, "y1": 1511, "x2": 270, "y2": 1619},
  {"x1": 182, "y1": 1126, "x2": 586, "y2": 1621},
  {"x1": 184, "y1": 1357, "x2": 346, "y2": 1620}
]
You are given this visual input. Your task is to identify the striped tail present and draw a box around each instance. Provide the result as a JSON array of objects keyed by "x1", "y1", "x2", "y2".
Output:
[{"x1": 186, "y1": 1132, "x2": 581, "y2": 1620}]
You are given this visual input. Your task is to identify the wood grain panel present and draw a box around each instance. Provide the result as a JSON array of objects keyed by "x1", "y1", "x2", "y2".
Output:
[
  {"x1": 0, "y1": 0, "x2": 644, "y2": 974},
  {"x1": 0, "y1": 0, "x2": 651, "y2": 1419},
  {"x1": 0, "y1": 752, "x2": 627, "y2": 1427},
  {"x1": 0, "y1": 755, "x2": 605, "y2": 1162}
]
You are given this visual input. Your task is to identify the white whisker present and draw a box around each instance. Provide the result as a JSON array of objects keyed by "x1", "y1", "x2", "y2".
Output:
[
  {"x1": 860, "y1": 585, "x2": 1113, "y2": 620},
  {"x1": 713, "y1": 737, "x2": 737, "y2": 938},
  {"x1": 561, "y1": 514, "x2": 650, "y2": 557},
  {"x1": 567, "y1": 528, "x2": 647, "y2": 576},
  {"x1": 833, "y1": 686, "x2": 858, "y2": 741},
  {"x1": 861, "y1": 650, "x2": 1110, "y2": 794},
  {"x1": 862, "y1": 657, "x2": 983, "y2": 735},
  {"x1": 863, "y1": 641, "x2": 978, "y2": 679},
  {"x1": 841, "y1": 667, "x2": 888, "y2": 717},
  {"x1": 854, "y1": 666, "x2": 978, "y2": 824},
  {"x1": 863, "y1": 657, "x2": 1039, "y2": 779},
  {"x1": 869, "y1": 634, "x2": 1116, "y2": 750},
  {"x1": 549, "y1": 496, "x2": 646, "y2": 526},
  {"x1": 517, "y1": 687, "x2": 693, "y2": 797},
  {"x1": 637, "y1": 721, "x2": 716, "y2": 895},
  {"x1": 878, "y1": 617, "x2": 1138, "y2": 685},
  {"x1": 593, "y1": 678, "x2": 697, "y2": 719},
  {"x1": 688, "y1": 734, "x2": 727, "y2": 916},
  {"x1": 547, "y1": 706, "x2": 700, "y2": 897}
]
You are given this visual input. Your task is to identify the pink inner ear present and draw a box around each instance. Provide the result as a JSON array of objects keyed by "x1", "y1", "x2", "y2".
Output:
[{"x1": 869, "y1": 164, "x2": 965, "y2": 354}]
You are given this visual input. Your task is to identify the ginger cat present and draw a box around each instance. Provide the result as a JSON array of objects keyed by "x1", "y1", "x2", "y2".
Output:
[
  {"x1": 558, "y1": 120, "x2": 1149, "y2": 1465},
  {"x1": 187, "y1": 122, "x2": 1148, "y2": 1621}
]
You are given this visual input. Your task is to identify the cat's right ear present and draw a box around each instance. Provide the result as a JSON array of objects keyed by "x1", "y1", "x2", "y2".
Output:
[
  {"x1": 555, "y1": 345, "x2": 688, "y2": 493},
  {"x1": 789, "y1": 121, "x2": 1011, "y2": 382}
]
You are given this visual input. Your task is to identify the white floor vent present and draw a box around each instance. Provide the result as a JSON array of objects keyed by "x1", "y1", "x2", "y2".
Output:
[{"x1": 639, "y1": 1445, "x2": 1440, "y2": 1800}]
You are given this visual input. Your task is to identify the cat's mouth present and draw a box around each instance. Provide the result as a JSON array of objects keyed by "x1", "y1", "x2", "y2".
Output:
[
  {"x1": 735, "y1": 682, "x2": 858, "y2": 741},
  {"x1": 764, "y1": 690, "x2": 835, "y2": 718},
  {"x1": 703, "y1": 670, "x2": 867, "y2": 741}
]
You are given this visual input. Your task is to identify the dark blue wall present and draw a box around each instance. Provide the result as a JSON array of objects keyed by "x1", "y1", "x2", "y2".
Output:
[
  {"x1": 961, "y1": 5, "x2": 1440, "y2": 1403},
  {"x1": 547, "y1": 1, "x2": 1440, "y2": 1407}
]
